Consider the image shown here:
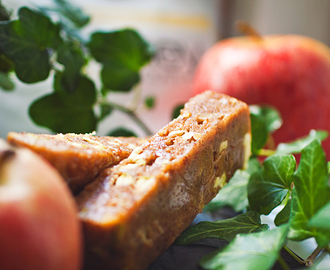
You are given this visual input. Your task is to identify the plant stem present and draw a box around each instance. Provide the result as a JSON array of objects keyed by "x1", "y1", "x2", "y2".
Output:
[
  {"x1": 277, "y1": 255, "x2": 291, "y2": 270},
  {"x1": 258, "y1": 148, "x2": 277, "y2": 156},
  {"x1": 104, "y1": 101, "x2": 153, "y2": 136},
  {"x1": 303, "y1": 246, "x2": 323, "y2": 266}
]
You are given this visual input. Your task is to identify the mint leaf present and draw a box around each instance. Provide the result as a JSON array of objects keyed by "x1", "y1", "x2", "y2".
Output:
[
  {"x1": 176, "y1": 212, "x2": 268, "y2": 245},
  {"x1": 288, "y1": 139, "x2": 330, "y2": 245},
  {"x1": 199, "y1": 225, "x2": 288, "y2": 270},
  {"x1": 88, "y1": 29, "x2": 154, "y2": 92},
  {"x1": 0, "y1": 7, "x2": 60, "y2": 83},
  {"x1": 204, "y1": 170, "x2": 249, "y2": 213},
  {"x1": 29, "y1": 73, "x2": 96, "y2": 133},
  {"x1": 274, "y1": 200, "x2": 291, "y2": 227},
  {"x1": 248, "y1": 154, "x2": 295, "y2": 215},
  {"x1": 277, "y1": 129, "x2": 328, "y2": 154}
]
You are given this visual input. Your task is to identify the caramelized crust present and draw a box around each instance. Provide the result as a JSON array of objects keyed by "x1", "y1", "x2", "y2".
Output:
[
  {"x1": 77, "y1": 91, "x2": 251, "y2": 270},
  {"x1": 7, "y1": 132, "x2": 146, "y2": 193}
]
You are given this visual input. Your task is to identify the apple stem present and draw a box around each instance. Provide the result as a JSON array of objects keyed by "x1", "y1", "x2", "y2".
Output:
[{"x1": 235, "y1": 21, "x2": 262, "y2": 39}]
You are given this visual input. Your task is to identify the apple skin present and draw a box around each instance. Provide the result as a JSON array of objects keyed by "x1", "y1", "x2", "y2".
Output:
[
  {"x1": 0, "y1": 140, "x2": 82, "y2": 270},
  {"x1": 193, "y1": 35, "x2": 330, "y2": 155}
]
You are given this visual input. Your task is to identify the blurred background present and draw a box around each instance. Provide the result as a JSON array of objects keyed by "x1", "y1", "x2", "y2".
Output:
[{"x1": 1, "y1": 0, "x2": 330, "y2": 138}]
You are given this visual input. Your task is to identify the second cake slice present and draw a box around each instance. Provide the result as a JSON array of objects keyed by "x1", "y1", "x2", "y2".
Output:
[{"x1": 77, "y1": 91, "x2": 251, "y2": 270}]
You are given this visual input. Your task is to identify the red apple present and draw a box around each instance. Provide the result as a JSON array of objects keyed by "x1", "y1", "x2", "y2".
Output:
[
  {"x1": 0, "y1": 139, "x2": 82, "y2": 270},
  {"x1": 193, "y1": 34, "x2": 330, "y2": 156}
]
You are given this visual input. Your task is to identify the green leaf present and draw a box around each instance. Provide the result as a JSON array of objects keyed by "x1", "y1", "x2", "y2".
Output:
[
  {"x1": 53, "y1": 0, "x2": 90, "y2": 28},
  {"x1": 0, "y1": 2, "x2": 11, "y2": 21},
  {"x1": 101, "y1": 63, "x2": 140, "y2": 92},
  {"x1": 308, "y1": 201, "x2": 330, "y2": 247},
  {"x1": 328, "y1": 161, "x2": 330, "y2": 174},
  {"x1": 0, "y1": 7, "x2": 60, "y2": 83},
  {"x1": 250, "y1": 105, "x2": 282, "y2": 155},
  {"x1": 29, "y1": 73, "x2": 97, "y2": 133},
  {"x1": 107, "y1": 127, "x2": 137, "y2": 137},
  {"x1": 249, "y1": 105, "x2": 282, "y2": 133},
  {"x1": 288, "y1": 139, "x2": 330, "y2": 246},
  {"x1": 144, "y1": 96, "x2": 155, "y2": 109},
  {"x1": 274, "y1": 199, "x2": 291, "y2": 227},
  {"x1": 99, "y1": 104, "x2": 114, "y2": 121},
  {"x1": 245, "y1": 157, "x2": 262, "y2": 175},
  {"x1": 176, "y1": 212, "x2": 268, "y2": 245},
  {"x1": 199, "y1": 225, "x2": 289, "y2": 270},
  {"x1": 57, "y1": 44, "x2": 85, "y2": 93},
  {"x1": 204, "y1": 170, "x2": 249, "y2": 213},
  {"x1": 172, "y1": 104, "x2": 184, "y2": 119},
  {"x1": 88, "y1": 29, "x2": 154, "y2": 91},
  {"x1": 276, "y1": 130, "x2": 328, "y2": 154},
  {"x1": 250, "y1": 113, "x2": 268, "y2": 155},
  {"x1": 308, "y1": 201, "x2": 330, "y2": 229},
  {"x1": 0, "y1": 54, "x2": 13, "y2": 73},
  {"x1": 248, "y1": 154, "x2": 295, "y2": 215},
  {"x1": 0, "y1": 71, "x2": 14, "y2": 90}
]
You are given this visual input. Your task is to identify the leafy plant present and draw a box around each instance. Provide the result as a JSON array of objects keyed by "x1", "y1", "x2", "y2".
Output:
[
  {"x1": 0, "y1": 0, "x2": 155, "y2": 136},
  {"x1": 176, "y1": 105, "x2": 330, "y2": 270}
]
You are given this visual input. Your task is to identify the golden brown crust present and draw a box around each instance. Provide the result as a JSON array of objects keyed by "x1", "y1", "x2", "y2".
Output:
[
  {"x1": 7, "y1": 132, "x2": 146, "y2": 193},
  {"x1": 77, "y1": 91, "x2": 251, "y2": 270}
]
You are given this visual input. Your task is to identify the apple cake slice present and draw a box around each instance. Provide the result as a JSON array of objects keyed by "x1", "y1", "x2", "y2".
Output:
[
  {"x1": 76, "y1": 91, "x2": 251, "y2": 270},
  {"x1": 7, "y1": 132, "x2": 146, "y2": 193}
]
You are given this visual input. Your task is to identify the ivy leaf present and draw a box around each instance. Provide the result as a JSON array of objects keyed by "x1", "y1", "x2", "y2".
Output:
[
  {"x1": 276, "y1": 129, "x2": 328, "y2": 154},
  {"x1": 288, "y1": 139, "x2": 330, "y2": 246},
  {"x1": 199, "y1": 225, "x2": 288, "y2": 270},
  {"x1": 250, "y1": 113, "x2": 268, "y2": 155},
  {"x1": 204, "y1": 170, "x2": 250, "y2": 213},
  {"x1": 205, "y1": 157, "x2": 261, "y2": 213},
  {"x1": 172, "y1": 104, "x2": 184, "y2": 119},
  {"x1": 107, "y1": 127, "x2": 137, "y2": 137},
  {"x1": 274, "y1": 199, "x2": 291, "y2": 227},
  {"x1": 57, "y1": 44, "x2": 85, "y2": 93},
  {"x1": 53, "y1": 0, "x2": 90, "y2": 28},
  {"x1": 144, "y1": 96, "x2": 155, "y2": 109},
  {"x1": 99, "y1": 104, "x2": 114, "y2": 121},
  {"x1": 308, "y1": 201, "x2": 330, "y2": 229},
  {"x1": 175, "y1": 212, "x2": 268, "y2": 245},
  {"x1": 250, "y1": 105, "x2": 282, "y2": 155},
  {"x1": 0, "y1": 7, "x2": 60, "y2": 83},
  {"x1": 249, "y1": 105, "x2": 282, "y2": 133},
  {"x1": 0, "y1": 71, "x2": 14, "y2": 91},
  {"x1": 248, "y1": 154, "x2": 295, "y2": 215},
  {"x1": 0, "y1": 54, "x2": 13, "y2": 73},
  {"x1": 29, "y1": 73, "x2": 97, "y2": 133},
  {"x1": 0, "y1": 2, "x2": 11, "y2": 21},
  {"x1": 88, "y1": 29, "x2": 154, "y2": 92}
]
